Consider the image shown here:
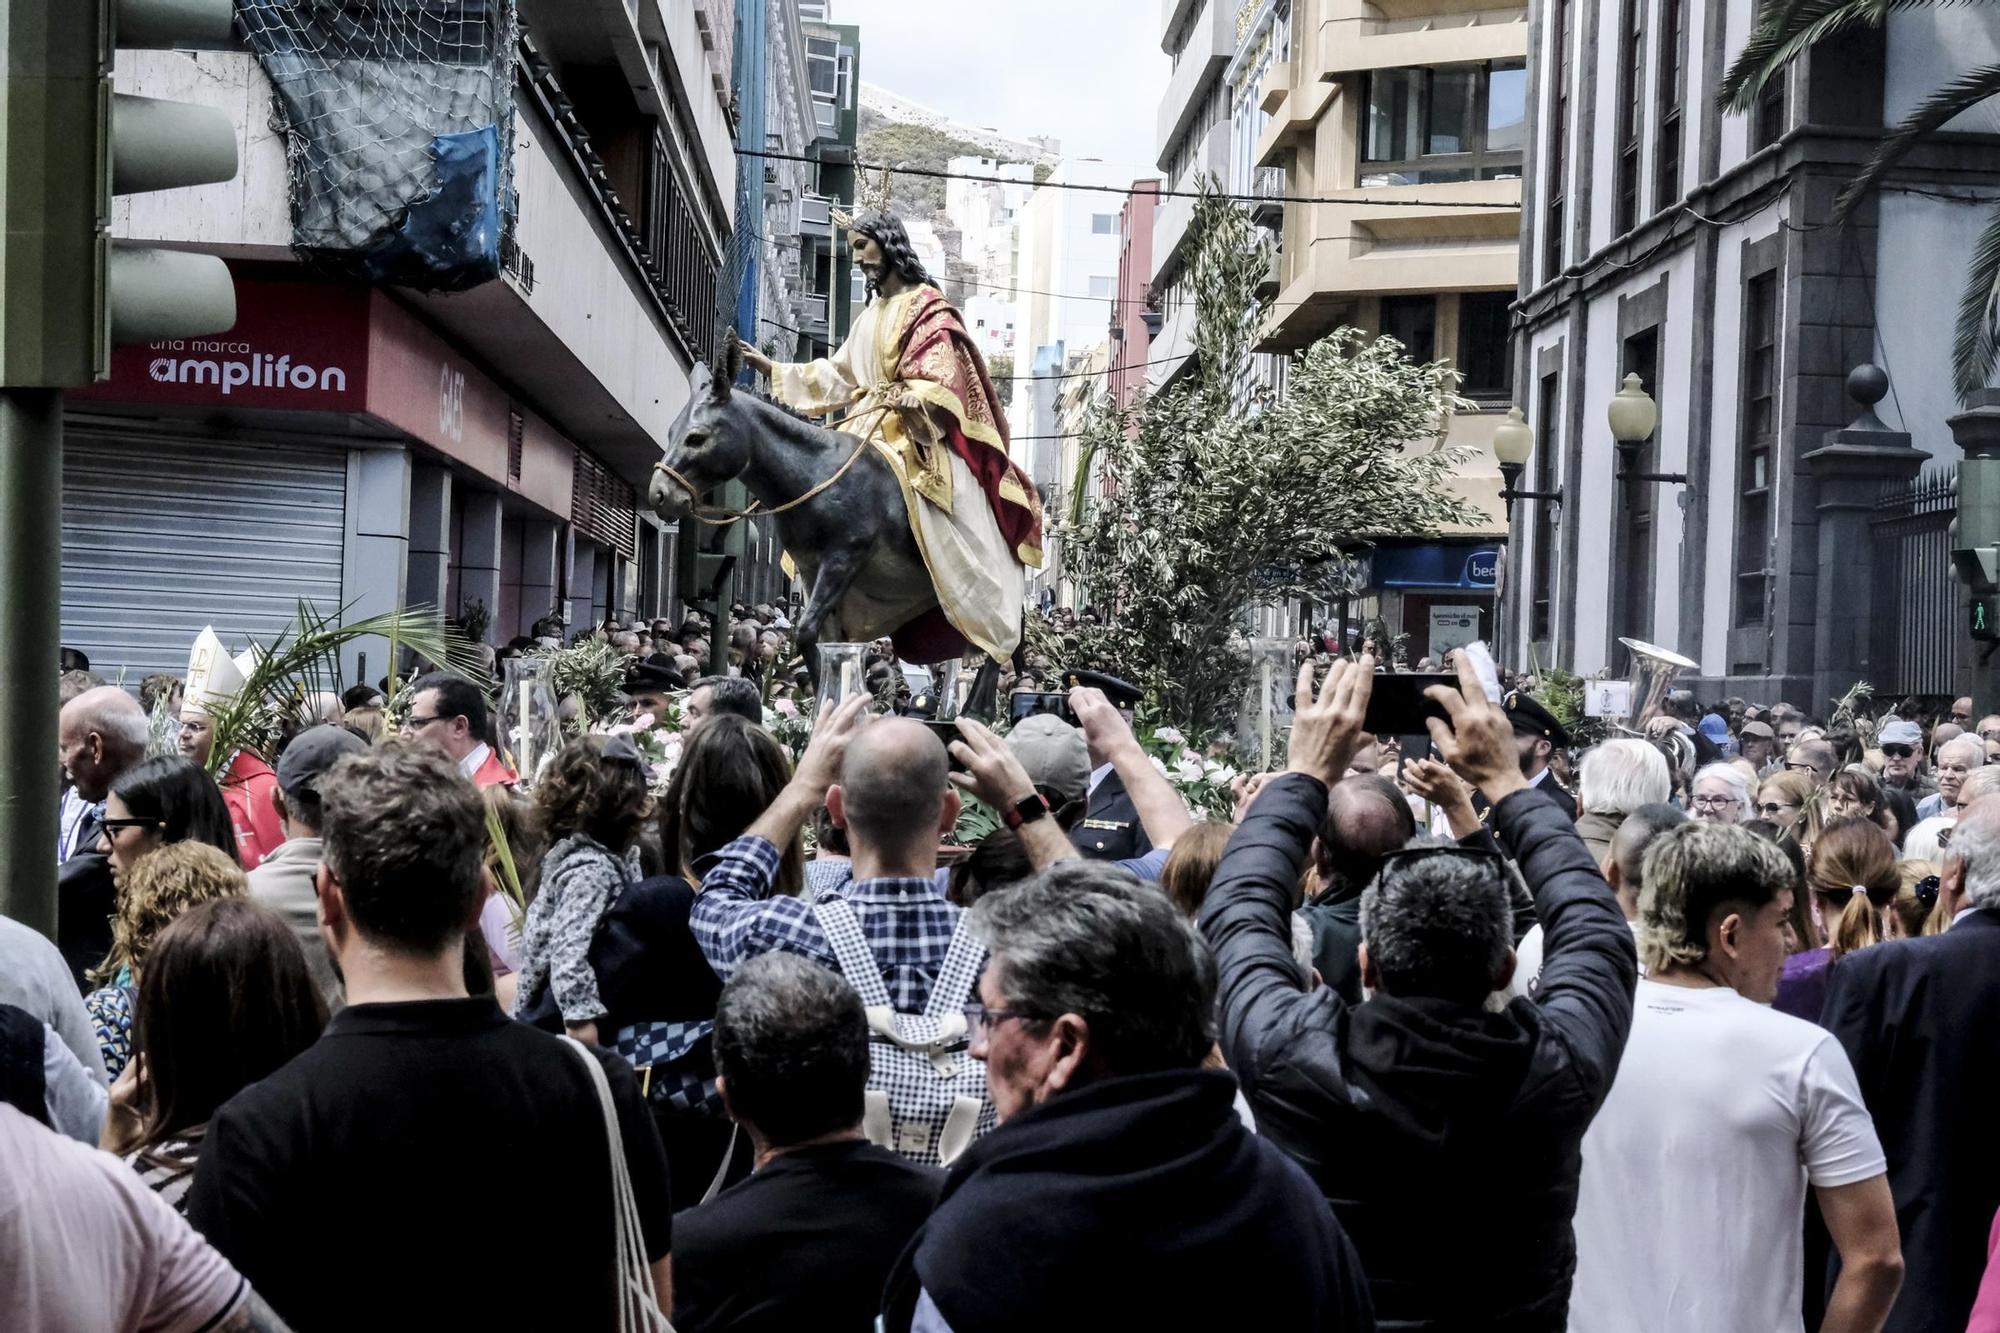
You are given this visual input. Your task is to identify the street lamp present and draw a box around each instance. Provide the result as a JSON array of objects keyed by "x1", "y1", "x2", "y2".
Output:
[
  {"x1": 1609, "y1": 373, "x2": 1687, "y2": 486},
  {"x1": 1493, "y1": 406, "x2": 1563, "y2": 520}
]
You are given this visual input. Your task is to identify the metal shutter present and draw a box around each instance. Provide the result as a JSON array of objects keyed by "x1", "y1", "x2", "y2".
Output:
[{"x1": 62, "y1": 432, "x2": 349, "y2": 682}]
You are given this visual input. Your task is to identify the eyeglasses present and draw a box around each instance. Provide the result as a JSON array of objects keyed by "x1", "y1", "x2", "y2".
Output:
[
  {"x1": 97, "y1": 817, "x2": 161, "y2": 836},
  {"x1": 1881, "y1": 744, "x2": 1915, "y2": 759},
  {"x1": 1691, "y1": 794, "x2": 1741, "y2": 810},
  {"x1": 1756, "y1": 801, "x2": 1800, "y2": 817},
  {"x1": 962, "y1": 1003, "x2": 1037, "y2": 1043},
  {"x1": 401, "y1": 713, "x2": 449, "y2": 733},
  {"x1": 1785, "y1": 762, "x2": 1820, "y2": 774}
]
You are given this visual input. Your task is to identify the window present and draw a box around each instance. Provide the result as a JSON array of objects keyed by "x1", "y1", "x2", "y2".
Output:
[
  {"x1": 1456, "y1": 292, "x2": 1513, "y2": 398},
  {"x1": 1616, "y1": 328, "x2": 1661, "y2": 643},
  {"x1": 1380, "y1": 296, "x2": 1437, "y2": 362},
  {"x1": 1091, "y1": 213, "x2": 1118, "y2": 235},
  {"x1": 806, "y1": 37, "x2": 837, "y2": 98},
  {"x1": 1361, "y1": 62, "x2": 1526, "y2": 187},
  {"x1": 1613, "y1": 0, "x2": 1646, "y2": 233},
  {"x1": 1532, "y1": 371, "x2": 1561, "y2": 643},
  {"x1": 1736, "y1": 272, "x2": 1778, "y2": 627},
  {"x1": 1654, "y1": 0, "x2": 1686, "y2": 211},
  {"x1": 1543, "y1": 0, "x2": 1572, "y2": 281},
  {"x1": 1752, "y1": 74, "x2": 1787, "y2": 150},
  {"x1": 836, "y1": 51, "x2": 854, "y2": 110},
  {"x1": 1088, "y1": 275, "x2": 1116, "y2": 300}
]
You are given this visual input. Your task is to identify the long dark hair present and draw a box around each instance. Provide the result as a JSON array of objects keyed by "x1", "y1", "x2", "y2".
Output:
[
  {"x1": 659, "y1": 715, "x2": 803, "y2": 895},
  {"x1": 111, "y1": 756, "x2": 238, "y2": 861},
  {"x1": 850, "y1": 210, "x2": 935, "y2": 301},
  {"x1": 132, "y1": 897, "x2": 326, "y2": 1160}
]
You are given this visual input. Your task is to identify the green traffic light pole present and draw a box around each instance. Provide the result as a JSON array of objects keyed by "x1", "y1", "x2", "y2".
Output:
[{"x1": 0, "y1": 392, "x2": 63, "y2": 933}]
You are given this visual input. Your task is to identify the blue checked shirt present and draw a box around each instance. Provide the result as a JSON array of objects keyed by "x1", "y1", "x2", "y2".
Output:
[{"x1": 693, "y1": 835, "x2": 964, "y2": 1012}]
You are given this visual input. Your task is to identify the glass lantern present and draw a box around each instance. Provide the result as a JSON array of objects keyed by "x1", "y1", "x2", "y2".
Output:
[
  {"x1": 812, "y1": 642, "x2": 869, "y2": 720},
  {"x1": 499, "y1": 657, "x2": 562, "y2": 788},
  {"x1": 1239, "y1": 635, "x2": 1297, "y2": 772},
  {"x1": 928, "y1": 657, "x2": 965, "y2": 720}
]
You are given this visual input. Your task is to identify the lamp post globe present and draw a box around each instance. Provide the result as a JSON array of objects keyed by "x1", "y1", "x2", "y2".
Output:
[{"x1": 1607, "y1": 372, "x2": 1658, "y2": 445}]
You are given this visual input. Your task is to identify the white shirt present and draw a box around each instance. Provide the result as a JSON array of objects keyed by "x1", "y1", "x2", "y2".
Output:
[
  {"x1": 1506, "y1": 920, "x2": 1643, "y2": 1000},
  {"x1": 1087, "y1": 761, "x2": 1114, "y2": 797},
  {"x1": 457, "y1": 742, "x2": 493, "y2": 780},
  {"x1": 57, "y1": 787, "x2": 95, "y2": 863},
  {"x1": 1567, "y1": 979, "x2": 1886, "y2": 1333}
]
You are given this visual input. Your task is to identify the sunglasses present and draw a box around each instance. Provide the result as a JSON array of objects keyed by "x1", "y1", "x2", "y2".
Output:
[
  {"x1": 1881, "y1": 745, "x2": 1915, "y2": 759},
  {"x1": 97, "y1": 817, "x2": 162, "y2": 836},
  {"x1": 1756, "y1": 801, "x2": 1799, "y2": 817}
]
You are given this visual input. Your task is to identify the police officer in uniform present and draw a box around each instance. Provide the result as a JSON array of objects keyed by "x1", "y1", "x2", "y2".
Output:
[
  {"x1": 1064, "y1": 670, "x2": 1155, "y2": 862},
  {"x1": 1463, "y1": 690, "x2": 1576, "y2": 823}
]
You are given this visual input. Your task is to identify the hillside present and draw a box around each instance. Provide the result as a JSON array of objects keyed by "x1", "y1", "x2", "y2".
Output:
[{"x1": 856, "y1": 108, "x2": 1044, "y2": 213}]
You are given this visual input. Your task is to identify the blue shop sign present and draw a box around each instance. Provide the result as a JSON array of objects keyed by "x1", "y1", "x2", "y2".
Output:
[{"x1": 1370, "y1": 544, "x2": 1503, "y2": 591}]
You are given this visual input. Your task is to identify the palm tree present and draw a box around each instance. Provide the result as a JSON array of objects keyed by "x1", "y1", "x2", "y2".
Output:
[{"x1": 1720, "y1": 2, "x2": 2000, "y2": 402}]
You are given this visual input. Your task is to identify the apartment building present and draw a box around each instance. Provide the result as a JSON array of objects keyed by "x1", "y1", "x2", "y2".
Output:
[
  {"x1": 1507, "y1": 0, "x2": 2000, "y2": 702},
  {"x1": 66, "y1": 4, "x2": 737, "y2": 679}
]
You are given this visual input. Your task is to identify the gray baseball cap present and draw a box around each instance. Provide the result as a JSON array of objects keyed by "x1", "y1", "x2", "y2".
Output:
[
  {"x1": 1006, "y1": 714, "x2": 1091, "y2": 805},
  {"x1": 277, "y1": 724, "x2": 369, "y2": 796},
  {"x1": 1879, "y1": 719, "x2": 1923, "y2": 747}
]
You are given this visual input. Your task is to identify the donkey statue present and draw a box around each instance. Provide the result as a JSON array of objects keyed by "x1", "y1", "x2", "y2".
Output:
[{"x1": 648, "y1": 344, "x2": 1009, "y2": 718}]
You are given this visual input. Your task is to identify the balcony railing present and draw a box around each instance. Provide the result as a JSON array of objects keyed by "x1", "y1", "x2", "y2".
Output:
[{"x1": 1251, "y1": 166, "x2": 1285, "y2": 229}]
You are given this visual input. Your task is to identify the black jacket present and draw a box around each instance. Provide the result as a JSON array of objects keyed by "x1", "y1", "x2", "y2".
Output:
[
  {"x1": 1068, "y1": 768, "x2": 1153, "y2": 862},
  {"x1": 1199, "y1": 774, "x2": 1636, "y2": 1332},
  {"x1": 884, "y1": 1068, "x2": 1374, "y2": 1332},
  {"x1": 56, "y1": 850, "x2": 116, "y2": 991},
  {"x1": 1822, "y1": 908, "x2": 2000, "y2": 1333}
]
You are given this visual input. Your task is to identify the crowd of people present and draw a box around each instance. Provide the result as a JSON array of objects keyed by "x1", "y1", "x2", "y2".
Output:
[{"x1": 9, "y1": 615, "x2": 2000, "y2": 1333}]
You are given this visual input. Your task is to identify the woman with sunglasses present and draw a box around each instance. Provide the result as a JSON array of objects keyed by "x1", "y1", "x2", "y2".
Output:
[
  {"x1": 96, "y1": 756, "x2": 239, "y2": 890},
  {"x1": 1754, "y1": 771, "x2": 1815, "y2": 833}
]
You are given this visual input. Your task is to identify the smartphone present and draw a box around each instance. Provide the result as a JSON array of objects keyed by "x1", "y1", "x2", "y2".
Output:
[
  {"x1": 1008, "y1": 691, "x2": 1077, "y2": 726},
  {"x1": 922, "y1": 719, "x2": 969, "y2": 772},
  {"x1": 1363, "y1": 673, "x2": 1456, "y2": 737}
]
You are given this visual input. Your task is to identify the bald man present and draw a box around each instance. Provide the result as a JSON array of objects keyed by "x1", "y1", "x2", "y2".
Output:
[
  {"x1": 56, "y1": 686, "x2": 150, "y2": 983},
  {"x1": 690, "y1": 702, "x2": 978, "y2": 1012}
]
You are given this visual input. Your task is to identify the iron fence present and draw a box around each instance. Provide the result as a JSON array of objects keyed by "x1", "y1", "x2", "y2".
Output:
[{"x1": 1870, "y1": 469, "x2": 1959, "y2": 697}]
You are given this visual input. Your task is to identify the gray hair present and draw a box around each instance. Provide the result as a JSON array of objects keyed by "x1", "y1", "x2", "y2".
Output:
[
  {"x1": 1637, "y1": 821, "x2": 1795, "y2": 971},
  {"x1": 1691, "y1": 762, "x2": 1754, "y2": 821},
  {"x1": 1580, "y1": 739, "x2": 1672, "y2": 816},
  {"x1": 1960, "y1": 766, "x2": 2000, "y2": 809},
  {"x1": 64, "y1": 686, "x2": 151, "y2": 757},
  {"x1": 978, "y1": 861, "x2": 1215, "y2": 1074},
  {"x1": 1358, "y1": 836, "x2": 1513, "y2": 1004},
  {"x1": 1948, "y1": 796, "x2": 2000, "y2": 911},
  {"x1": 1939, "y1": 734, "x2": 1986, "y2": 769},
  {"x1": 713, "y1": 952, "x2": 868, "y2": 1146}
]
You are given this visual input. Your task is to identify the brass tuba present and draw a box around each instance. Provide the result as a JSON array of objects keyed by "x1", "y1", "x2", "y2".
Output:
[{"x1": 1615, "y1": 637, "x2": 1699, "y2": 735}]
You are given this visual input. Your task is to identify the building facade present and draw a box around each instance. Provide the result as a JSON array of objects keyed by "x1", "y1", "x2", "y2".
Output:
[
  {"x1": 72, "y1": 3, "x2": 742, "y2": 681},
  {"x1": 1505, "y1": 0, "x2": 2000, "y2": 704},
  {"x1": 801, "y1": 17, "x2": 863, "y2": 348}
]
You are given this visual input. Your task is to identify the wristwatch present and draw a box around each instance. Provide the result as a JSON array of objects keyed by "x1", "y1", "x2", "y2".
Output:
[{"x1": 1002, "y1": 791, "x2": 1051, "y2": 830}]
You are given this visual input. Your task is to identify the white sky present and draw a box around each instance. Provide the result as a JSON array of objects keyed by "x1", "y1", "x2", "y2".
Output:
[{"x1": 827, "y1": 0, "x2": 1169, "y2": 172}]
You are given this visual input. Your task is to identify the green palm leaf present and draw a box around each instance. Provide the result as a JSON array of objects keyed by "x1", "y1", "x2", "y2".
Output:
[
  {"x1": 1835, "y1": 62, "x2": 2000, "y2": 219},
  {"x1": 201, "y1": 601, "x2": 483, "y2": 772},
  {"x1": 1717, "y1": 0, "x2": 1996, "y2": 111},
  {"x1": 1952, "y1": 201, "x2": 2000, "y2": 401}
]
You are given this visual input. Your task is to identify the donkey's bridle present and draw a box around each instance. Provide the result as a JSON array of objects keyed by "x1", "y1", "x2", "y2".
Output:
[{"x1": 654, "y1": 400, "x2": 894, "y2": 527}]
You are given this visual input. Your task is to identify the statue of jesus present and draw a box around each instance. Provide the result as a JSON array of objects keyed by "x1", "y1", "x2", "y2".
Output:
[{"x1": 738, "y1": 209, "x2": 1042, "y2": 664}]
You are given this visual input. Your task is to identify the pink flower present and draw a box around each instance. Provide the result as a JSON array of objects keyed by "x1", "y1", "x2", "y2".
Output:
[{"x1": 773, "y1": 697, "x2": 799, "y2": 716}]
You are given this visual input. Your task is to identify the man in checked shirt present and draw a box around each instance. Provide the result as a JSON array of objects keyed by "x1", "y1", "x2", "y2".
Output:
[{"x1": 692, "y1": 695, "x2": 1078, "y2": 1010}]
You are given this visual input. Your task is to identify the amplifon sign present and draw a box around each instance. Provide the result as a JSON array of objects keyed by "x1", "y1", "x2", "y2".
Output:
[
  {"x1": 72, "y1": 271, "x2": 370, "y2": 412},
  {"x1": 145, "y1": 341, "x2": 351, "y2": 396}
]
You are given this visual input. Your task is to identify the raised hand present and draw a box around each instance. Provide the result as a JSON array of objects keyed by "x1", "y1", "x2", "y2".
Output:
[
  {"x1": 1286, "y1": 656, "x2": 1376, "y2": 788},
  {"x1": 949, "y1": 717, "x2": 1038, "y2": 810},
  {"x1": 1423, "y1": 654, "x2": 1528, "y2": 806},
  {"x1": 791, "y1": 694, "x2": 870, "y2": 798}
]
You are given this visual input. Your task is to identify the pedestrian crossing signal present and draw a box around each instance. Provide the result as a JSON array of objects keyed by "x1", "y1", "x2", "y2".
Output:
[{"x1": 1975, "y1": 596, "x2": 2000, "y2": 642}]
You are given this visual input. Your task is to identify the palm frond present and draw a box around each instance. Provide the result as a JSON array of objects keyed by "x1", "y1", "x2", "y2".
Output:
[
  {"x1": 1717, "y1": 0, "x2": 1996, "y2": 111},
  {"x1": 203, "y1": 601, "x2": 481, "y2": 770},
  {"x1": 1953, "y1": 200, "x2": 2000, "y2": 402},
  {"x1": 1835, "y1": 61, "x2": 2000, "y2": 220}
]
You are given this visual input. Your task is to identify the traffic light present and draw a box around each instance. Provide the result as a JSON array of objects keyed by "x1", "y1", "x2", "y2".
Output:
[
  {"x1": 0, "y1": 0, "x2": 238, "y2": 388},
  {"x1": 1974, "y1": 593, "x2": 2000, "y2": 643}
]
